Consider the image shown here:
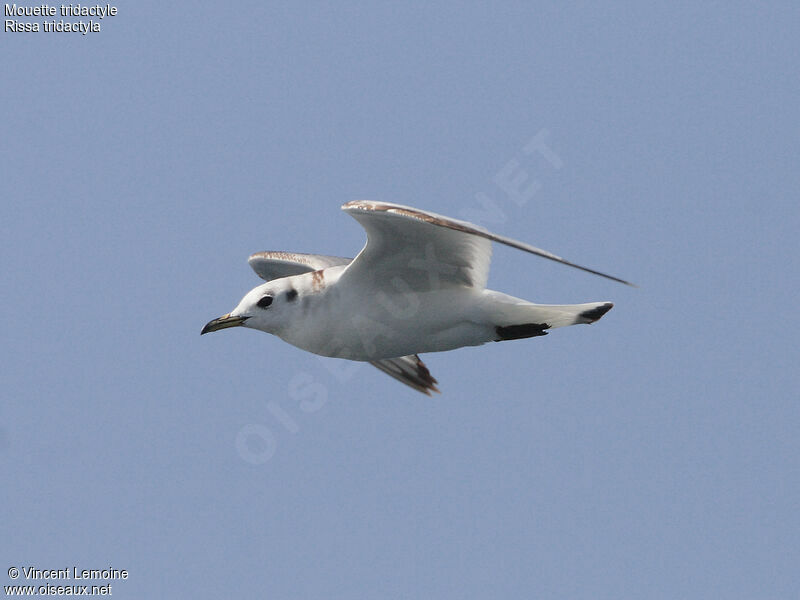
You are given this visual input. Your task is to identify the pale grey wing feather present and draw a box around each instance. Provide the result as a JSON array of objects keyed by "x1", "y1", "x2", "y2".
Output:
[
  {"x1": 248, "y1": 251, "x2": 352, "y2": 282},
  {"x1": 341, "y1": 200, "x2": 635, "y2": 287},
  {"x1": 369, "y1": 355, "x2": 440, "y2": 396},
  {"x1": 340, "y1": 201, "x2": 493, "y2": 291}
]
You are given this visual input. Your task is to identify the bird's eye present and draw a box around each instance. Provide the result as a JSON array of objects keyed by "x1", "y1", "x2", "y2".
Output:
[{"x1": 256, "y1": 295, "x2": 273, "y2": 308}]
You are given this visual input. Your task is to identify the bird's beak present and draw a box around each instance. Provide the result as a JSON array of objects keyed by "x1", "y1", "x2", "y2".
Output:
[{"x1": 201, "y1": 313, "x2": 249, "y2": 335}]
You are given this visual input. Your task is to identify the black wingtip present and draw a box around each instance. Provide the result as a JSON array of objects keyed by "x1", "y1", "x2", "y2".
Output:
[
  {"x1": 369, "y1": 355, "x2": 441, "y2": 395},
  {"x1": 414, "y1": 356, "x2": 441, "y2": 395}
]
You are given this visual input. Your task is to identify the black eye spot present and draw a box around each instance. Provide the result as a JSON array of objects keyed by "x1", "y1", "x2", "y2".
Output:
[
  {"x1": 256, "y1": 295, "x2": 273, "y2": 308},
  {"x1": 286, "y1": 289, "x2": 298, "y2": 301}
]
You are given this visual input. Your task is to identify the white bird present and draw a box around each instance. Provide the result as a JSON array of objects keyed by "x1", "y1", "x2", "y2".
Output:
[{"x1": 202, "y1": 201, "x2": 634, "y2": 394}]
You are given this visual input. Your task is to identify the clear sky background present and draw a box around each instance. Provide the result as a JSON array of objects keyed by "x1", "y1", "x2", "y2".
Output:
[{"x1": 2, "y1": 3, "x2": 799, "y2": 598}]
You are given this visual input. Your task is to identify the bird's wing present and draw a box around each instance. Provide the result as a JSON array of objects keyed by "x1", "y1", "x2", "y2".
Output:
[
  {"x1": 340, "y1": 201, "x2": 494, "y2": 290},
  {"x1": 340, "y1": 200, "x2": 635, "y2": 290},
  {"x1": 370, "y1": 355, "x2": 440, "y2": 395},
  {"x1": 248, "y1": 251, "x2": 352, "y2": 282}
]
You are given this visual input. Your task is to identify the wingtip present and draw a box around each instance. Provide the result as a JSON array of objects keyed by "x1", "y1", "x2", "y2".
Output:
[
  {"x1": 417, "y1": 360, "x2": 441, "y2": 396},
  {"x1": 369, "y1": 354, "x2": 442, "y2": 396},
  {"x1": 591, "y1": 270, "x2": 638, "y2": 288}
]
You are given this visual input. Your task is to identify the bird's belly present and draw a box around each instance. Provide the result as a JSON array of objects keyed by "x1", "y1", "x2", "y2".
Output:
[{"x1": 279, "y1": 288, "x2": 492, "y2": 360}]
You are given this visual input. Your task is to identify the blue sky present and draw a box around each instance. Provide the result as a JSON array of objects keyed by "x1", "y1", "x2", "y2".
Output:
[{"x1": 2, "y1": 3, "x2": 799, "y2": 598}]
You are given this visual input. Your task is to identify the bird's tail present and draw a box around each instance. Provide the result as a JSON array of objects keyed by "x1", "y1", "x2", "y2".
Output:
[{"x1": 481, "y1": 291, "x2": 613, "y2": 341}]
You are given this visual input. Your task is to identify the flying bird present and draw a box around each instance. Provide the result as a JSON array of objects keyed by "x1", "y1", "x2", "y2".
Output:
[{"x1": 202, "y1": 201, "x2": 634, "y2": 394}]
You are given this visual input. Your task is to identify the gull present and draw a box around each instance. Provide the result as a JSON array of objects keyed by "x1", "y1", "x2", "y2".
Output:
[{"x1": 202, "y1": 201, "x2": 634, "y2": 394}]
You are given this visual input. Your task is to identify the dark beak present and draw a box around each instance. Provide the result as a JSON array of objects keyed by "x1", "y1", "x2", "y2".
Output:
[{"x1": 201, "y1": 313, "x2": 249, "y2": 335}]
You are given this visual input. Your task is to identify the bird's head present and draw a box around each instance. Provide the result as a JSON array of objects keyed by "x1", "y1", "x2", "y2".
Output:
[{"x1": 201, "y1": 279, "x2": 300, "y2": 336}]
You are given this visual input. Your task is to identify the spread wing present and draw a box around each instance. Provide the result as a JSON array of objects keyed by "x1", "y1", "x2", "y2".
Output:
[
  {"x1": 248, "y1": 251, "x2": 351, "y2": 282},
  {"x1": 340, "y1": 201, "x2": 494, "y2": 290},
  {"x1": 340, "y1": 200, "x2": 635, "y2": 290},
  {"x1": 370, "y1": 355, "x2": 440, "y2": 395}
]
